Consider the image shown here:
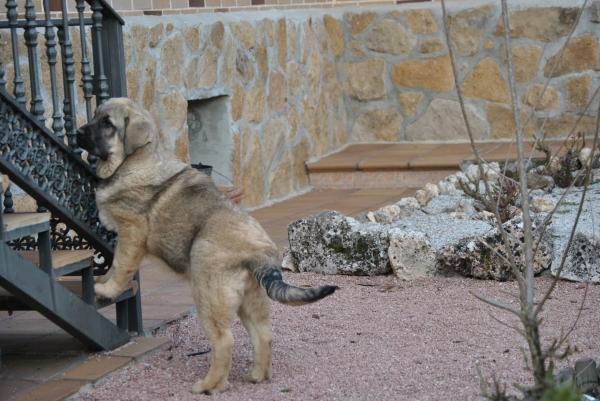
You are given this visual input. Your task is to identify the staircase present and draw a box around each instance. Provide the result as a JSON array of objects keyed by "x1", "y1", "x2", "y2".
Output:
[
  {"x1": 0, "y1": 0, "x2": 139, "y2": 352},
  {"x1": 0, "y1": 210, "x2": 134, "y2": 350},
  {"x1": 306, "y1": 141, "x2": 567, "y2": 190}
]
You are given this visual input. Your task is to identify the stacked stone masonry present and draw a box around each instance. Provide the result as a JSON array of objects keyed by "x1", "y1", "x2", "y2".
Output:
[{"x1": 2, "y1": 0, "x2": 599, "y2": 208}]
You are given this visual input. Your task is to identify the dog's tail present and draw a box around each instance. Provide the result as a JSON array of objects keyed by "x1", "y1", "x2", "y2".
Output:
[{"x1": 249, "y1": 262, "x2": 339, "y2": 306}]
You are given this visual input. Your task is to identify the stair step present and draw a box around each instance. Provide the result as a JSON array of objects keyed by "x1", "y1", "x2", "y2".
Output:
[
  {"x1": 17, "y1": 249, "x2": 95, "y2": 276},
  {"x1": 3, "y1": 212, "x2": 51, "y2": 241},
  {"x1": 307, "y1": 141, "x2": 568, "y2": 190},
  {"x1": 0, "y1": 279, "x2": 139, "y2": 311}
]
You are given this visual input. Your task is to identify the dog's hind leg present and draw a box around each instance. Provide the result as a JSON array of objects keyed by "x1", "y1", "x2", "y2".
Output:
[
  {"x1": 238, "y1": 284, "x2": 273, "y2": 384},
  {"x1": 190, "y1": 274, "x2": 240, "y2": 395}
]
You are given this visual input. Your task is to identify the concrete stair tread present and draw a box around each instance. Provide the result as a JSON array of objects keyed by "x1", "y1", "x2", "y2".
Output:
[
  {"x1": 306, "y1": 141, "x2": 573, "y2": 190},
  {"x1": 3, "y1": 212, "x2": 50, "y2": 232},
  {"x1": 17, "y1": 249, "x2": 95, "y2": 269}
]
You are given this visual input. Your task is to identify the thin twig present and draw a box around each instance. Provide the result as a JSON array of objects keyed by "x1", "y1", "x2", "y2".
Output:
[{"x1": 470, "y1": 290, "x2": 523, "y2": 317}]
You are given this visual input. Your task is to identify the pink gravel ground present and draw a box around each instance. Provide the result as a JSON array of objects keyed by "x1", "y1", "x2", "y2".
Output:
[{"x1": 72, "y1": 273, "x2": 600, "y2": 401}]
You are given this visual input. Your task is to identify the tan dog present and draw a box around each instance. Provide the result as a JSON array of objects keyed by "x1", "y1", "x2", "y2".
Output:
[{"x1": 76, "y1": 98, "x2": 338, "y2": 394}]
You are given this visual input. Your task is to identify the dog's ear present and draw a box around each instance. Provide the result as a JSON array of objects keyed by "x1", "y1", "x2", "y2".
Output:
[{"x1": 123, "y1": 106, "x2": 153, "y2": 156}]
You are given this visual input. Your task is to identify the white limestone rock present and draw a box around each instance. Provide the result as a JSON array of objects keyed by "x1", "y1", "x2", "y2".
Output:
[{"x1": 388, "y1": 229, "x2": 437, "y2": 280}]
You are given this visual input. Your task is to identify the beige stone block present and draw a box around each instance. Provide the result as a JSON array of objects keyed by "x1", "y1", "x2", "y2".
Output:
[
  {"x1": 332, "y1": 115, "x2": 348, "y2": 149},
  {"x1": 419, "y1": 37, "x2": 444, "y2": 54},
  {"x1": 184, "y1": 56, "x2": 200, "y2": 91},
  {"x1": 276, "y1": 19, "x2": 287, "y2": 70},
  {"x1": 183, "y1": 26, "x2": 200, "y2": 52},
  {"x1": 323, "y1": 15, "x2": 344, "y2": 57},
  {"x1": 174, "y1": 131, "x2": 190, "y2": 164},
  {"x1": 301, "y1": 23, "x2": 313, "y2": 64},
  {"x1": 242, "y1": 133, "x2": 266, "y2": 207},
  {"x1": 449, "y1": 5, "x2": 492, "y2": 56},
  {"x1": 344, "y1": 59, "x2": 386, "y2": 102},
  {"x1": 566, "y1": 74, "x2": 592, "y2": 108},
  {"x1": 268, "y1": 71, "x2": 287, "y2": 113},
  {"x1": 232, "y1": 131, "x2": 241, "y2": 185},
  {"x1": 229, "y1": 22, "x2": 240, "y2": 38},
  {"x1": 236, "y1": 47, "x2": 255, "y2": 85},
  {"x1": 166, "y1": 23, "x2": 174, "y2": 36},
  {"x1": 351, "y1": 108, "x2": 403, "y2": 142},
  {"x1": 286, "y1": 105, "x2": 300, "y2": 143},
  {"x1": 200, "y1": 45, "x2": 219, "y2": 87},
  {"x1": 149, "y1": 23, "x2": 164, "y2": 48},
  {"x1": 391, "y1": 55, "x2": 454, "y2": 93},
  {"x1": 264, "y1": 18, "x2": 274, "y2": 45},
  {"x1": 292, "y1": 136, "x2": 312, "y2": 189},
  {"x1": 540, "y1": 115, "x2": 597, "y2": 138},
  {"x1": 313, "y1": 92, "x2": 331, "y2": 156},
  {"x1": 387, "y1": 11, "x2": 403, "y2": 20},
  {"x1": 461, "y1": 58, "x2": 510, "y2": 104},
  {"x1": 544, "y1": 34, "x2": 600, "y2": 78},
  {"x1": 160, "y1": 34, "x2": 185, "y2": 87},
  {"x1": 399, "y1": 92, "x2": 422, "y2": 116},
  {"x1": 406, "y1": 9, "x2": 438, "y2": 34},
  {"x1": 406, "y1": 98, "x2": 483, "y2": 141},
  {"x1": 245, "y1": 82, "x2": 265, "y2": 123},
  {"x1": 123, "y1": 32, "x2": 133, "y2": 67},
  {"x1": 367, "y1": 19, "x2": 417, "y2": 55},
  {"x1": 268, "y1": 149, "x2": 293, "y2": 199},
  {"x1": 287, "y1": 21, "x2": 298, "y2": 61},
  {"x1": 348, "y1": 40, "x2": 364, "y2": 56},
  {"x1": 307, "y1": 51, "x2": 323, "y2": 101},
  {"x1": 494, "y1": 7, "x2": 578, "y2": 42},
  {"x1": 345, "y1": 12, "x2": 377, "y2": 35},
  {"x1": 486, "y1": 103, "x2": 536, "y2": 140},
  {"x1": 159, "y1": 93, "x2": 188, "y2": 132},
  {"x1": 240, "y1": 21, "x2": 256, "y2": 49},
  {"x1": 500, "y1": 44, "x2": 543, "y2": 83},
  {"x1": 222, "y1": 37, "x2": 236, "y2": 88},
  {"x1": 142, "y1": 56, "x2": 157, "y2": 110},
  {"x1": 484, "y1": 38, "x2": 494, "y2": 50},
  {"x1": 264, "y1": 118, "x2": 286, "y2": 170},
  {"x1": 324, "y1": 60, "x2": 342, "y2": 109},
  {"x1": 211, "y1": 21, "x2": 225, "y2": 51},
  {"x1": 288, "y1": 61, "x2": 305, "y2": 99},
  {"x1": 312, "y1": 19, "x2": 329, "y2": 54},
  {"x1": 131, "y1": 25, "x2": 149, "y2": 64},
  {"x1": 126, "y1": 68, "x2": 140, "y2": 103},
  {"x1": 521, "y1": 84, "x2": 559, "y2": 112},
  {"x1": 231, "y1": 82, "x2": 245, "y2": 122}
]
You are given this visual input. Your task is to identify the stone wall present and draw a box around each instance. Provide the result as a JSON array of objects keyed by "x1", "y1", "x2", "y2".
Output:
[{"x1": 119, "y1": 0, "x2": 599, "y2": 208}]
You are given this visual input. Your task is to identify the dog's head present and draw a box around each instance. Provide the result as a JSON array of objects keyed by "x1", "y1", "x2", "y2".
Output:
[{"x1": 76, "y1": 98, "x2": 155, "y2": 178}]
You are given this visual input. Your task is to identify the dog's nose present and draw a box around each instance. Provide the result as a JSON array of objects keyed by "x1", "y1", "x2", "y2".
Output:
[{"x1": 76, "y1": 128, "x2": 85, "y2": 138}]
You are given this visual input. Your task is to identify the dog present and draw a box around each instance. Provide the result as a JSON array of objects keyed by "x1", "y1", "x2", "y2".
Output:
[{"x1": 76, "y1": 98, "x2": 338, "y2": 394}]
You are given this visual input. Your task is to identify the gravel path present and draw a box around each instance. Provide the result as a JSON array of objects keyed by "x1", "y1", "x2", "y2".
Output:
[{"x1": 72, "y1": 273, "x2": 600, "y2": 401}]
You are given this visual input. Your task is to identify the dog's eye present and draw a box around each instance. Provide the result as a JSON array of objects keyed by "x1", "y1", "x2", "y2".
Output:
[{"x1": 102, "y1": 117, "x2": 113, "y2": 129}]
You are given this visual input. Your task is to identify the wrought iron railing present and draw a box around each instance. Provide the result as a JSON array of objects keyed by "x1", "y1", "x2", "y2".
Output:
[{"x1": 0, "y1": 0, "x2": 127, "y2": 270}]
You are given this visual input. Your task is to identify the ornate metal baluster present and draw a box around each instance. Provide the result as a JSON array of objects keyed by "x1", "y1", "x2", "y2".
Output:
[
  {"x1": 3, "y1": 185, "x2": 14, "y2": 213},
  {"x1": 91, "y1": 0, "x2": 109, "y2": 105},
  {"x1": 24, "y1": 0, "x2": 45, "y2": 122},
  {"x1": 76, "y1": 0, "x2": 93, "y2": 120},
  {"x1": 43, "y1": 0, "x2": 64, "y2": 138},
  {"x1": 0, "y1": 31, "x2": 6, "y2": 91},
  {"x1": 6, "y1": 0, "x2": 26, "y2": 106},
  {"x1": 58, "y1": 0, "x2": 80, "y2": 153}
]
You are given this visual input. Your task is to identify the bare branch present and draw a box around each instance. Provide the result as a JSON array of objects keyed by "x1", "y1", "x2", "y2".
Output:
[{"x1": 469, "y1": 290, "x2": 524, "y2": 318}]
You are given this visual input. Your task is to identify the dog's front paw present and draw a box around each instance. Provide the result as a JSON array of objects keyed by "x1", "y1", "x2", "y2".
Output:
[
  {"x1": 243, "y1": 367, "x2": 272, "y2": 383},
  {"x1": 191, "y1": 379, "x2": 230, "y2": 395},
  {"x1": 94, "y1": 282, "x2": 121, "y2": 301}
]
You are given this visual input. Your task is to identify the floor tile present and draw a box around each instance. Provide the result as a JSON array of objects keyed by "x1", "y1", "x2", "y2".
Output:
[
  {"x1": 0, "y1": 353, "x2": 84, "y2": 380},
  {"x1": 11, "y1": 379, "x2": 89, "y2": 401},
  {"x1": 0, "y1": 378, "x2": 40, "y2": 401},
  {"x1": 58, "y1": 355, "x2": 132, "y2": 382},
  {"x1": 110, "y1": 337, "x2": 171, "y2": 361}
]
